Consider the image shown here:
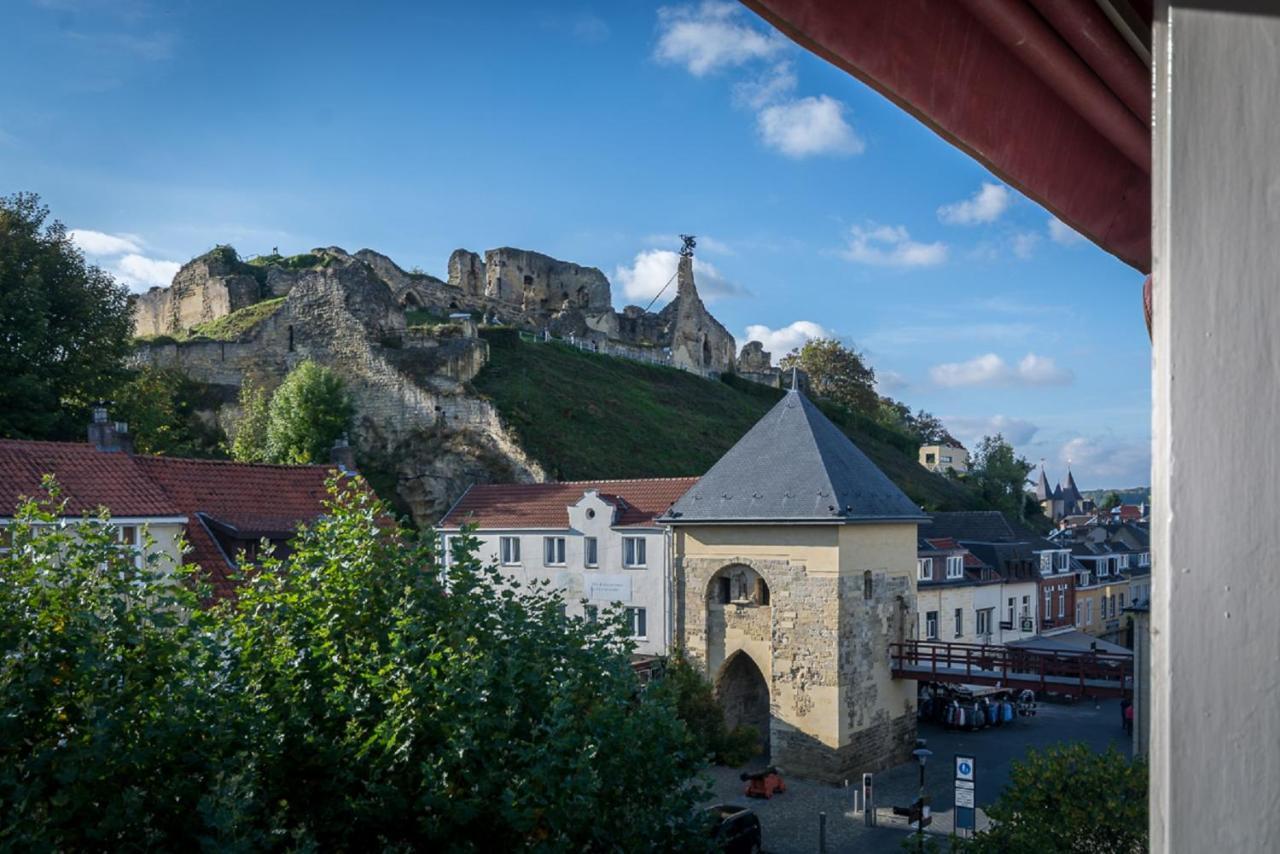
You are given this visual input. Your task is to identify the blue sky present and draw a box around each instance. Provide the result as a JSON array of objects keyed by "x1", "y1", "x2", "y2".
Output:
[{"x1": 1, "y1": 0, "x2": 1151, "y2": 489}]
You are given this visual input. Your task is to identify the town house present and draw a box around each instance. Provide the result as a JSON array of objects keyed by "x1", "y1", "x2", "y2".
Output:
[{"x1": 437, "y1": 478, "x2": 696, "y2": 656}]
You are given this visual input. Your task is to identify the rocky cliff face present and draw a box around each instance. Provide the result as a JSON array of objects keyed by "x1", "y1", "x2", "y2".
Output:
[
  {"x1": 129, "y1": 240, "x2": 741, "y2": 521},
  {"x1": 133, "y1": 247, "x2": 263, "y2": 338}
]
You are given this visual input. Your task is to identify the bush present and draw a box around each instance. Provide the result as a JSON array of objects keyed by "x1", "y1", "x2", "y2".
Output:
[
  {"x1": 964, "y1": 743, "x2": 1147, "y2": 853},
  {"x1": 661, "y1": 652, "x2": 761, "y2": 767},
  {"x1": 264, "y1": 360, "x2": 353, "y2": 464},
  {"x1": 0, "y1": 480, "x2": 714, "y2": 850}
]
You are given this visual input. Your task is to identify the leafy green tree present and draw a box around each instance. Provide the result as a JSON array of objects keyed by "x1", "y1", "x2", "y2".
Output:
[
  {"x1": 965, "y1": 743, "x2": 1147, "y2": 853},
  {"x1": 230, "y1": 376, "x2": 272, "y2": 462},
  {"x1": 780, "y1": 338, "x2": 878, "y2": 413},
  {"x1": 113, "y1": 365, "x2": 227, "y2": 457},
  {"x1": 0, "y1": 192, "x2": 133, "y2": 439},
  {"x1": 972, "y1": 434, "x2": 1035, "y2": 520},
  {"x1": 264, "y1": 361, "x2": 353, "y2": 464},
  {"x1": 1, "y1": 479, "x2": 713, "y2": 850},
  {"x1": 661, "y1": 652, "x2": 760, "y2": 767},
  {"x1": 1101, "y1": 491, "x2": 1123, "y2": 511},
  {"x1": 0, "y1": 482, "x2": 247, "y2": 848}
]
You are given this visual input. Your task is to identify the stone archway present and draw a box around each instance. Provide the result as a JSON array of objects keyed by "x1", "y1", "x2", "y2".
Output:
[{"x1": 716, "y1": 651, "x2": 771, "y2": 759}]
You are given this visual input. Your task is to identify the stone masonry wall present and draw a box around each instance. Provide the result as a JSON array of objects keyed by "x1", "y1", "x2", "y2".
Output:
[{"x1": 677, "y1": 547, "x2": 916, "y2": 781}]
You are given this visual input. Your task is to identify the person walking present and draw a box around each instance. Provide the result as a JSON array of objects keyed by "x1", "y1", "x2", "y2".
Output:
[{"x1": 1121, "y1": 698, "x2": 1134, "y2": 735}]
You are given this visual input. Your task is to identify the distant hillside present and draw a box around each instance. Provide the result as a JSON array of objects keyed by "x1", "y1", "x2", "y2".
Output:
[
  {"x1": 1081, "y1": 487, "x2": 1151, "y2": 505},
  {"x1": 471, "y1": 330, "x2": 987, "y2": 512}
]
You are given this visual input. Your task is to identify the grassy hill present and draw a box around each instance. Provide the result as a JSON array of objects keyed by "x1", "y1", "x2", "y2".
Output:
[{"x1": 471, "y1": 330, "x2": 985, "y2": 512}]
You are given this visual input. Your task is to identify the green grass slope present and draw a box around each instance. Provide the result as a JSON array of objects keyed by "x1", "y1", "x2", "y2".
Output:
[{"x1": 471, "y1": 331, "x2": 984, "y2": 512}]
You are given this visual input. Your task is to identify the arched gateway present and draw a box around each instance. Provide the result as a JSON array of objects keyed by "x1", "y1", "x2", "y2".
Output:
[{"x1": 660, "y1": 387, "x2": 924, "y2": 781}]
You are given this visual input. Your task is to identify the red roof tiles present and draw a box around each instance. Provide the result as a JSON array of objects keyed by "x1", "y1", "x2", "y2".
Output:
[
  {"x1": 0, "y1": 440, "x2": 335, "y2": 599},
  {"x1": 439, "y1": 478, "x2": 699, "y2": 530}
]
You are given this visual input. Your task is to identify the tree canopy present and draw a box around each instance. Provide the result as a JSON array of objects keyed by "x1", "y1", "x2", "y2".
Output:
[
  {"x1": 965, "y1": 743, "x2": 1148, "y2": 853},
  {"x1": 780, "y1": 337, "x2": 879, "y2": 413},
  {"x1": 0, "y1": 192, "x2": 134, "y2": 439},
  {"x1": 229, "y1": 360, "x2": 354, "y2": 464},
  {"x1": 113, "y1": 365, "x2": 227, "y2": 457},
  {"x1": 0, "y1": 479, "x2": 713, "y2": 850},
  {"x1": 971, "y1": 434, "x2": 1036, "y2": 520}
]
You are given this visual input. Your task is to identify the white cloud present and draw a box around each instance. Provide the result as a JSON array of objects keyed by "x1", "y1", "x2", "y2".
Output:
[
  {"x1": 114, "y1": 253, "x2": 180, "y2": 289},
  {"x1": 70, "y1": 227, "x2": 179, "y2": 292},
  {"x1": 654, "y1": 1, "x2": 786, "y2": 76},
  {"x1": 1048, "y1": 216, "x2": 1086, "y2": 245},
  {"x1": 840, "y1": 224, "x2": 947, "y2": 268},
  {"x1": 614, "y1": 249, "x2": 743, "y2": 306},
  {"x1": 1011, "y1": 232, "x2": 1040, "y2": 259},
  {"x1": 741, "y1": 320, "x2": 831, "y2": 360},
  {"x1": 945, "y1": 415, "x2": 1039, "y2": 447},
  {"x1": 757, "y1": 95, "x2": 863, "y2": 158},
  {"x1": 930, "y1": 352, "x2": 1073, "y2": 388},
  {"x1": 937, "y1": 182, "x2": 1012, "y2": 225},
  {"x1": 732, "y1": 61, "x2": 797, "y2": 109},
  {"x1": 69, "y1": 228, "x2": 141, "y2": 256},
  {"x1": 1057, "y1": 436, "x2": 1151, "y2": 489}
]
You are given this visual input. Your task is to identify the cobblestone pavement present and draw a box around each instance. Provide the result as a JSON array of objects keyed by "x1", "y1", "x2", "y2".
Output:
[{"x1": 704, "y1": 697, "x2": 1131, "y2": 853}]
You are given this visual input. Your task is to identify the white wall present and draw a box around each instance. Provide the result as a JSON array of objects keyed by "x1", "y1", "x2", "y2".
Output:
[
  {"x1": 445, "y1": 492, "x2": 670, "y2": 655},
  {"x1": 1153, "y1": 3, "x2": 1280, "y2": 849}
]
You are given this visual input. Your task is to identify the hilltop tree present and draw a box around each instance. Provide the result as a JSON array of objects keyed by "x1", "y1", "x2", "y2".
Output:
[
  {"x1": 1101, "y1": 491, "x2": 1123, "y2": 511},
  {"x1": 971, "y1": 434, "x2": 1035, "y2": 520},
  {"x1": 780, "y1": 338, "x2": 878, "y2": 413},
  {"x1": 0, "y1": 192, "x2": 133, "y2": 439},
  {"x1": 264, "y1": 361, "x2": 354, "y2": 464}
]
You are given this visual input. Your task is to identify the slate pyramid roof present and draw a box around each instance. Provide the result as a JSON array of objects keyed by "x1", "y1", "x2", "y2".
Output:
[
  {"x1": 1034, "y1": 467, "x2": 1053, "y2": 502},
  {"x1": 662, "y1": 388, "x2": 926, "y2": 524},
  {"x1": 1061, "y1": 469, "x2": 1083, "y2": 502}
]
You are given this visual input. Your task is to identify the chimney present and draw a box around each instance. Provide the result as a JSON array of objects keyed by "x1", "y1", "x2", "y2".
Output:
[
  {"x1": 329, "y1": 434, "x2": 357, "y2": 473},
  {"x1": 87, "y1": 402, "x2": 133, "y2": 453}
]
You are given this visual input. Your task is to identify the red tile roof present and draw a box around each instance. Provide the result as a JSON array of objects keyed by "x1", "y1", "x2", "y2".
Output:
[
  {"x1": 0, "y1": 440, "x2": 336, "y2": 600},
  {"x1": 439, "y1": 478, "x2": 699, "y2": 530},
  {"x1": 0, "y1": 439, "x2": 180, "y2": 517}
]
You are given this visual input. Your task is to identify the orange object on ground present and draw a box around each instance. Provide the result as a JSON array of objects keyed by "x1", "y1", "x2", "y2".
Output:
[{"x1": 741, "y1": 767, "x2": 786, "y2": 799}]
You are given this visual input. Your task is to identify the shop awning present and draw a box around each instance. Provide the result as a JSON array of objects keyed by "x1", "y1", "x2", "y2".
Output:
[{"x1": 741, "y1": 0, "x2": 1153, "y2": 273}]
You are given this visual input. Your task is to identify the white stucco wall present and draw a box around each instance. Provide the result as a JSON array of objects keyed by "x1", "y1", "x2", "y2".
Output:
[
  {"x1": 444, "y1": 492, "x2": 670, "y2": 655},
  {"x1": 1152, "y1": 4, "x2": 1280, "y2": 849}
]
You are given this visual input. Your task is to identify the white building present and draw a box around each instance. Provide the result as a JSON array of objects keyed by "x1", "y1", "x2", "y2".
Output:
[{"x1": 438, "y1": 478, "x2": 697, "y2": 655}]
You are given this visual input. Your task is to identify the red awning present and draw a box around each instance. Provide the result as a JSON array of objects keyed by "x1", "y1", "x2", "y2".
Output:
[{"x1": 741, "y1": 0, "x2": 1152, "y2": 273}]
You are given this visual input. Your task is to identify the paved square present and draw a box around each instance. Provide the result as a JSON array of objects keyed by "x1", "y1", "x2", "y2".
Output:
[{"x1": 705, "y1": 698, "x2": 1132, "y2": 853}]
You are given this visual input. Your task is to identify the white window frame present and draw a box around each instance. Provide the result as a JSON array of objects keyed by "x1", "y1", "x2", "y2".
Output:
[
  {"x1": 1118, "y1": 553, "x2": 1130, "y2": 569},
  {"x1": 1021, "y1": 595, "x2": 1031, "y2": 618},
  {"x1": 1098, "y1": 559, "x2": 1111, "y2": 578},
  {"x1": 583, "y1": 536, "x2": 598, "y2": 568},
  {"x1": 117, "y1": 524, "x2": 143, "y2": 569},
  {"x1": 954, "y1": 607, "x2": 963, "y2": 638},
  {"x1": 1044, "y1": 587, "x2": 1052, "y2": 619},
  {"x1": 1054, "y1": 551, "x2": 1069, "y2": 572},
  {"x1": 1058, "y1": 585, "x2": 1067, "y2": 618},
  {"x1": 1007, "y1": 597, "x2": 1016, "y2": 625},
  {"x1": 499, "y1": 536, "x2": 521, "y2": 566},
  {"x1": 622, "y1": 536, "x2": 646, "y2": 568},
  {"x1": 918, "y1": 557, "x2": 933, "y2": 581},
  {"x1": 1086, "y1": 598, "x2": 1094, "y2": 625},
  {"x1": 543, "y1": 536, "x2": 566, "y2": 567},
  {"x1": 925, "y1": 610, "x2": 939, "y2": 640},
  {"x1": 625, "y1": 606, "x2": 647, "y2": 639},
  {"x1": 946, "y1": 555, "x2": 964, "y2": 579},
  {"x1": 976, "y1": 608, "x2": 993, "y2": 637}
]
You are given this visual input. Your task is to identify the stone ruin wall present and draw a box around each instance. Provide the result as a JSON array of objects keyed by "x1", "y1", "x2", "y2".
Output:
[{"x1": 132, "y1": 257, "x2": 544, "y2": 525}]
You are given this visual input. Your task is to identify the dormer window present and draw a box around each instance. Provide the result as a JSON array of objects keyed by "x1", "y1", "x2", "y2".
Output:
[
  {"x1": 946, "y1": 556, "x2": 964, "y2": 579},
  {"x1": 918, "y1": 558, "x2": 933, "y2": 581}
]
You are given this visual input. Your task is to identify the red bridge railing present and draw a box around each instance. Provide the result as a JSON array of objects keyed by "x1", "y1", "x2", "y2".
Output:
[{"x1": 889, "y1": 640, "x2": 1133, "y2": 699}]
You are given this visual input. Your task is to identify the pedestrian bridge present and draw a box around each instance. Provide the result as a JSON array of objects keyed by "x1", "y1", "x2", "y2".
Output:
[{"x1": 889, "y1": 640, "x2": 1133, "y2": 699}]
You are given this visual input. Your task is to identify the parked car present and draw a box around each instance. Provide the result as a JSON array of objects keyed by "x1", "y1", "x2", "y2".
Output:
[{"x1": 705, "y1": 803, "x2": 762, "y2": 854}]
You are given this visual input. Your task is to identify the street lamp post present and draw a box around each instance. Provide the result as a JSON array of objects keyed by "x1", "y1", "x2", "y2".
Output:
[{"x1": 912, "y1": 739, "x2": 933, "y2": 853}]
